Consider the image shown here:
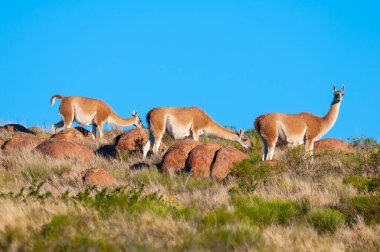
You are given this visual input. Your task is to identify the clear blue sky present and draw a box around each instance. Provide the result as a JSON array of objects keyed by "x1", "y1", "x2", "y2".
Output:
[{"x1": 0, "y1": 1, "x2": 379, "y2": 140}]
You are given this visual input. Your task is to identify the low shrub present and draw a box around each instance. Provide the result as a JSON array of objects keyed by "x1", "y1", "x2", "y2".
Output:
[
  {"x1": 340, "y1": 195, "x2": 380, "y2": 225},
  {"x1": 233, "y1": 196, "x2": 301, "y2": 226},
  {"x1": 306, "y1": 208, "x2": 345, "y2": 234},
  {"x1": 32, "y1": 214, "x2": 119, "y2": 252},
  {"x1": 343, "y1": 175, "x2": 380, "y2": 192}
]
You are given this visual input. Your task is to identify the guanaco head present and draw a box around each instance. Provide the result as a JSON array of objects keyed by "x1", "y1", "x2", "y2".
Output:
[
  {"x1": 132, "y1": 111, "x2": 144, "y2": 128},
  {"x1": 332, "y1": 84, "x2": 345, "y2": 104},
  {"x1": 238, "y1": 129, "x2": 252, "y2": 149}
]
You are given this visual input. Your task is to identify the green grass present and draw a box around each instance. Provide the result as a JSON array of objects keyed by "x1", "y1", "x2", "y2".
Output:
[
  {"x1": 305, "y1": 208, "x2": 346, "y2": 234},
  {"x1": 0, "y1": 130, "x2": 380, "y2": 251},
  {"x1": 340, "y1": 194, "x2": 380, "y2": 225},
  {"x1": 343, "y1": 175, "x2": 380, "y2": 192}
]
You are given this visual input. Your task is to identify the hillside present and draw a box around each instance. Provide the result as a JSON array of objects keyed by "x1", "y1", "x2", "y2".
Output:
[{"x1": 0, "y1": 124, "x2": 379, "y2": 251}]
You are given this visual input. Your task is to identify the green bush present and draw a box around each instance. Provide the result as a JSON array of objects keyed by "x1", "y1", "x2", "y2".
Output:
[
  {"x1": 32, "y1": 215, "x2": 119, "y2": 252},
  {"x1": 233, "y1": 196, "x2": 301, "y2": 226},
  {"x1": 343, "y1": 175, "x2": 380, "y2": 192},
  {"x1": 197, "y1": 224, "x2": 261, "y2": 252},
  {"x1": 231, "y1": 154, "x2": 261, "y2": 193},
  {"x1": 340, "y1": 195, "x2": 380, "y2": 225},
  {"x1": 306, "y1": 208, "x2": 345, "y2": 234}
]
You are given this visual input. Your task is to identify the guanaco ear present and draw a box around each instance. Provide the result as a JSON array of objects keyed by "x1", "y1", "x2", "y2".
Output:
[
  {"x1": 132, "y1": 110, "x2": 137, "y2": 117},
  {"x1": 239, "y1": 128, "x2": 244, "y2": 137},
  {"x1": 333, "y1": 84, "x2": 336, "y2": 92},
  {"x1": 341, "y1": 84, "x2": 345, "y2": 93}
]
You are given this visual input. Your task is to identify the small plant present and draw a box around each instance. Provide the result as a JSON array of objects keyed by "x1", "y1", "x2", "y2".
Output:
[
  {"x1": 0, "y1": 180, "x2": 52, "y2": 200},
  {"x1": 343, "y1": 175, "x2": 380, "y2": 192},
  {"x1": 340, "y1": 195, "x2": 380, "y2": 225},
  {"x1": 231, "y1": 150, "x2": 274, "y2": 194},
  {"x1": 306, "y1": 208, "x2": 345, "y2": 234},
  {"x1": 233, "y1": 196, "x2": 301, "y2": 226},
  {"x1": 349, "y1": 136, "x2": 380, "y2": 173}
]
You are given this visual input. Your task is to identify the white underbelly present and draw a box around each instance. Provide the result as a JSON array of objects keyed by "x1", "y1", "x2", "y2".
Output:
[
  {"x1": 166, "y1": 117, "x2": 191, "y2": 139},
  {"x1": 278, "y1": 124, "x2": 306, "y2": 145},
  {"x1": 74, "y1": 108, "x2": 95, "y2": 126}
]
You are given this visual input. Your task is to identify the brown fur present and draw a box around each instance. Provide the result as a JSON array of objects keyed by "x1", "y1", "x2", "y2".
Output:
[
  {"x1": 255, "y1": 85, "x2": 345, "y2": 160},
  {"x1": 51, "y1": 95, "x2": 143, "y2": 141},
  {"x1": 143, "y1": 107, "x2": 251, "y2": 159}
]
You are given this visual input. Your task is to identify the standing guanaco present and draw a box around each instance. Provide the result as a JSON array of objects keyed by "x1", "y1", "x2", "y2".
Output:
[
  {"x1": 51, "y1": 95, "x2": 143, "y2": 141},
  {"x1": 254, "y1": 85, "x2": 345, "y2": 160}
]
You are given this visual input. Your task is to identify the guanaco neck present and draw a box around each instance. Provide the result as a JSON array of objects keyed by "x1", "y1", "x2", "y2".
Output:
[
  {"x1": 206, "y1": 121, "x2": 239, "y2": 141},
  {"x1": 108, "y1": 112, "x2": 136, "y2": 127},
  {"x1": 322, "y1": 100, "x2": 341, "y2": 134}
]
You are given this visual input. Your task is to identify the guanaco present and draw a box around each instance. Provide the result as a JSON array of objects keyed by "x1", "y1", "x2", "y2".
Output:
[
  {"x1": 143, "y1": 106, "x2": 252, "y2": 159},
  {"x1": 51, "y1": 95, "x2": 143, "y2": 141},
  {"x1": 254, "y1": 85, "x2": 345, "y2": 160}
]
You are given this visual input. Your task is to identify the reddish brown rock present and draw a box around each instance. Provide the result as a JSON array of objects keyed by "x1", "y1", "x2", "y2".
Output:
[
  {"x1": 1, "y1": 132, "x2": 46, "y2": 152},
  {"x1": 211, "y1": 146, "x2": 248, "y2": 180},
  {"x1": 0, "y1": 124, "x2": 35, "y2": 134},
  {"x1": 104, "y1": 130, "x2": 120, "y2": 143},
  {"x1": 115, "y1": 128, "x2": 149, "y2": 153},
  {"x1": 186, "y1": 143, "x2": 221, "y2": 178},
  {"x1": 60, "y1": 169, "x2": 79, "y2": 181},
  {"x1": 82, "y1": 168, "x2": 116, "y2": 187},
  {"x1": 314, "y1": 138, "x2": 355, "y2": 153},
  {"x1": 28, "y1": 126, "x2": 46, "y2": 135},
  {"x1": 51, "y1": 128, "x2": 93, "y2": 142},
  {"x1": 0, "y1": 139, "x2": 4, "y2": 148},
  {"x1": 34, "y1": 139, "x2": 95, "y2": 162},
  {"x1": 74, "y1": 127, "x2": 95, "y2": 139},
  {"x1": 161, "y1": 139, "x2": 202, "y2": 174}
]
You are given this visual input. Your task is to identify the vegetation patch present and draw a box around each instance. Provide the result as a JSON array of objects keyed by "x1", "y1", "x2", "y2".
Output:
[
  {"x1": 339, "y1": 195, "x2": 380, "y2": 225},
  {"x1": 343, "y1": 175, "x2": 380, "y2": 192},
  {"x1": 232, "y1": 196, "x2": 301, "y2": 226},
  {"x1": 305, "y1": 208, "x2": 345, "y2": 234}
]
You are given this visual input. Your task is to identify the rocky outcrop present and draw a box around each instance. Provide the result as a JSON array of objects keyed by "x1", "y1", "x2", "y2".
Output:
[
  {"x1": 211, "y1": 146, "x2": 248, "y2": 180},
  {"x1": 34, "y1": 139, "x2": 95, "y2": 162},
  {"x1": 0, "y1": 124, "x2": 35, "y2": 134},
  {"x1": 82, "y1": 168, "x2": 116, "y2": 187},
  {"x1": 51, "y1": 128, "x2": 92, "y2": 142},
  {"x1": 185, "y1": 143, "x2": 221, "y2": 178},
  {"x1": 314, "y1": 138, "x2": 355, "y2": 153},
  {"x1": 1, "y1": 132, "x2": 46, "y2": 152},
  {"x1": 115, "y1": 128, "x2": 149, "y2": 153},
  {"x1": 161, "y1": 139, "x2": 202, "y2": 174}
]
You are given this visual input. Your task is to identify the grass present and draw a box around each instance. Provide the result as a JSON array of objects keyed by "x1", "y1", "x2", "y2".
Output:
[
  {"x1": 305, "y1": 208, "x2": 346, "y2": 234},
  {"x1": 0, "y1": 128, "x2": 380, "y2": 251}
]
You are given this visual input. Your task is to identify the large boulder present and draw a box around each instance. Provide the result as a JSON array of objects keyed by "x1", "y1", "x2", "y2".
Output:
[
  {"x1": 51, "y1": 128, "x2": 93, "y2": 142},
  {"x1": 1, "y1": 132, "x2": 46, "y2": 152},
  {"x1": 185, "y1": 143, "x2": 221, "y2": 178},
  {"x1": 34, "y1": 139, "x2": 95, "y2": 162},
  {"x1": 314, "y1": 138, "x2": 355, "y2": 153},
  {"x1": 211, "y1": 146, "x2": 248, "y2": 180},
  {"x1": 115, "y1": 128, "x2": 149, "y2": 153},
  {"x1": 82, "y1": 168, "x2": 116, "y2": 187},
  {"x1": 0, "y1": 124, "x2": 35, "y2": 134},
  {"x1": 28, "y1": 126, "x2": 46, "y2": 135},
  {"x1": 161, "y1": 139, "x2": 202, "y2": 174},
  {"x1": 74, "y1": 127, "x2": 95, "y2": 139},
  {"x1": 103, "y1": 130, "x2": 121, "y2": 143}
]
